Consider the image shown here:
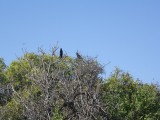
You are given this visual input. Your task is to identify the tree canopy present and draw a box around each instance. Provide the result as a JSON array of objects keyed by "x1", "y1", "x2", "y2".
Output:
[{"x1": 0, "y1": 48, "x2": 159, "y2": 120}]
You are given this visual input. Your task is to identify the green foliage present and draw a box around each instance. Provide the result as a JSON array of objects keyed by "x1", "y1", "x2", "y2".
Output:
[
  {"x1": 52, "y1": 107, "x2": 64, "y2": 120},
  {"x1": 0, "y1": 58, "x2": 6, "y2": 84},
  {"x1": 101, "y1": 68, "x2": 160, "y2": 120},
  {"x1": 0, "y1": 58, "x2": 9, "y2": 106},
  {"x1": 0, "y1": 58, "x2": 6, "y2": 72},
  {"x1": 0, "y1": 99, "x2": 23, "y2": 120}
]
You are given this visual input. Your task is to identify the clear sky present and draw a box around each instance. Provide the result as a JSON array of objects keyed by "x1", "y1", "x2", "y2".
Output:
[{"x1": 0, "y1": 0, "x2": 160, "y2": 83}]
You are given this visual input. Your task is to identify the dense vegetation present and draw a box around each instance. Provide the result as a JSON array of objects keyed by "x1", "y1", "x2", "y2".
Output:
[{"x1": 0, "y1": 48, "x2": 159, "y2": 120}]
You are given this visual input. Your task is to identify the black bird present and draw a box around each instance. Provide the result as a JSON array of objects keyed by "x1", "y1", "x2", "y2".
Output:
[
  {"x1": 60, "y1": 48, "x2": 63, "y2": 58},
  {"x1": 76, "y1": 52, "x2": 82, "y2": 59}
]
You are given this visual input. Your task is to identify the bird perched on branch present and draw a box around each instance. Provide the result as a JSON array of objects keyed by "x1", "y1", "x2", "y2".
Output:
[
  {"x1": 76, "y1": 51, "x2": 82, "y2": 59},
  {"x1": 59, "y1": 48, "x2": 63, "y2": 58}
]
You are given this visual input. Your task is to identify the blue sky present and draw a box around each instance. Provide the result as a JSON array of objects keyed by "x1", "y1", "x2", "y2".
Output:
[{"x1": 0, "y1": 0, "x2": 160, "y2": 83}]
